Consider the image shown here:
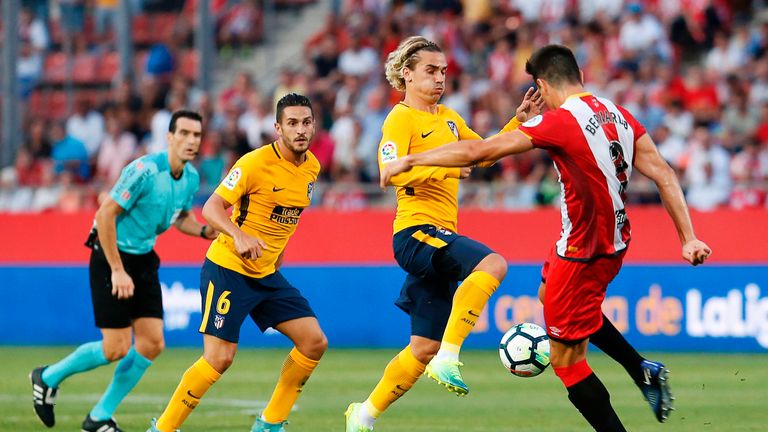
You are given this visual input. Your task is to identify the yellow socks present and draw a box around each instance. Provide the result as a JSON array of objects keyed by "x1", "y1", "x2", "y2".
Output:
[
  {"x1": 366, "y1": 345, "x2": 426, "y2": 416},
  {"x1": 261, "y1": 348, "x2": 320, "y2": 423},
  {"x1": 442, "y1": 271, "x2": 500, "y2": 348},
  {"x1": 156, "y1": 357, "x2": 221, "y2": 432}
]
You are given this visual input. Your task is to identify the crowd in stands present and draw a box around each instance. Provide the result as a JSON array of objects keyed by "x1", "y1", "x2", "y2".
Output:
[{"x1": 2, "y1": 0, "x2": 767, "y2": 213}]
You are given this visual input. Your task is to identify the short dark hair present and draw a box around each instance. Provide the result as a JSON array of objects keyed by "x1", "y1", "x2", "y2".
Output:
[
  {"x1": 525, "y1": 45, "x2": 582, "y2": 86},
  {"x1": 169, "y1": 109, "x2": 203, "y2": 133},
  {"x1": 276, "y1": 93, "x2": 313, "y2": 123}
]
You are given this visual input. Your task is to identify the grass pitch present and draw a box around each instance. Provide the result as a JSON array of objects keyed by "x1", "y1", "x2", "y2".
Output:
[{"x1": 1, "y1": 347, "x2": 764, "y2": 431}]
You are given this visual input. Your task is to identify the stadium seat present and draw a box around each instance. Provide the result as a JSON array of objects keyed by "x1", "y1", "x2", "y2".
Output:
[
  {"x1": 72, "y1": 53, "x2": 99, "y2": 84},
  {"x1": 179, "y1": 50, "x2": 199, "y2": 81},
  {"x1": 27, "y1": 91, "x2": 47, "y2": 118},
  {"x1": 152, "y1": 13, "x2": 178, "y2": 43},
  {"x1": 98, "y1": 52, "x2": 121, "y2": 84},
  {"x1": 48, "y1": 91, "x2": 68, "y2": 120},
  {"x1": 44, "y1": 53, "x2": 68, "y2": 84},
  {"x1": 132, "y1": 14, "x2": 153, "y2": 45}
]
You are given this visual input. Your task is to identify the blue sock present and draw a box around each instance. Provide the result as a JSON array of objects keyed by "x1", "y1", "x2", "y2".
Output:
[
  {"x1": 89, "y1": 346, "x2": 153, "y2": 421},
  {"x1": 42, "y1": 341, "x2": 109, "y2": 387}
]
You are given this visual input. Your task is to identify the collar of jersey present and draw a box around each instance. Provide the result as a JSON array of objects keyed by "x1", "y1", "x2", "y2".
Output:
[
  {"x1": 271, "y1": 141, "x2": 308, "y2": 168},
  {"x1": 565, "y1": 92, "x2": 592, "y2": 102},
  {"x1": 398, "y1": 101, "x2": 443, "y2": 116}
]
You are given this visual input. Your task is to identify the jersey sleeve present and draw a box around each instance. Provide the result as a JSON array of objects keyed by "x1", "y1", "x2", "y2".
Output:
[
  {"x1": 379, "y1": 108, "x2": 460, "y2": 186},
  {"x1": 517, "y1": 112, "x2": 567, "y2": 150},
  {"x1": 214, "y1": 155, "x2": 259, "y2": 204},
  {"x1": 498, "y1": 116, "x2": 522, "y2": 134},
  {"x1": 457, "y1": 115, "x2": 482, "y2": 140},
  {"x1": 616, "y1": 105, "x2": 647, "y2": 142},
  {"x1": 109, "y1": 159, "x2": 152, "y2": 211}
]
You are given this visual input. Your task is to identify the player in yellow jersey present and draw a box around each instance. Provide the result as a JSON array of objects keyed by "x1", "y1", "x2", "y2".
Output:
[
  {"x1": 345, "y1": 36, "x2": 543, "y2": 432},
  {"x1": 148, "y1": 94, "x2": 326, "y2": 432}
]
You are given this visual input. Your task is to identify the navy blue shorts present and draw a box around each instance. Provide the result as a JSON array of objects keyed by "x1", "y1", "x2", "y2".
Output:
[
  {"x1": 392, "y1": 224, "x2": 495, "y2": 340},
  {"x1": 198, "y1": 259, "x2": 315, "y2": 343}
]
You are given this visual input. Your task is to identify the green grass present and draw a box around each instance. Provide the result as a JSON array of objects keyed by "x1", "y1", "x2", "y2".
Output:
[{"x1": 2, "y1": 347, "x2": 765, "y2": 431}]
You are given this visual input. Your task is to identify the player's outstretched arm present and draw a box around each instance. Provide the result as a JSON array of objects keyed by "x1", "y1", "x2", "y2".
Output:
[
  {"x1": 202, "y1": 193, "x2": 267, "y2": 260},
  {"x1": 380, "y1": 130, "x2": 533, "y2": 188},
  {"x1": 633, "y1": 133, "x2": 712, "y2": 265}
]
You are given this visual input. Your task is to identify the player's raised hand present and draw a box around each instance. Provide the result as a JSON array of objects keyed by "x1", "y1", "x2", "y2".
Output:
[
  {"x1": 515, "y1": 87, "x2": 544, "y2": 123},
  {"x1": 379, "y1": 157, "x2": 413, "y2": 189},
  {"x1": 234, "y1": 230, "x2": 267, "y2": 260},
  {"x1": 111, "y1": 268, "x2": 135, "y2": 299},
  {"x1": 682, "y1": 239, "x2": 712, "y2": 266},
  {"x1": 459, "y1": 167, "x2": 472, "y2": 178}
]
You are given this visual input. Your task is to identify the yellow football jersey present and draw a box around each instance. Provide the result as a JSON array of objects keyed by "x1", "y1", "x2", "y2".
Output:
[
  {"x1": 378, "y1": 103, "x2": 482, "y2": 234},
  {"x1": 206, "y1": 142, "x2": 320, "y2": 278}
]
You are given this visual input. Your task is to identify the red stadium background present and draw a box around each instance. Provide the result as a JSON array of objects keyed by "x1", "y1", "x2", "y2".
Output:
[{"x1": 3, "y1": 208, "x2": 764, "y2": 264}]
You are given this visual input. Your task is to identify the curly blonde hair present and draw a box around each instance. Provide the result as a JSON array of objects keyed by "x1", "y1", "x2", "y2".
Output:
[{"x1": 384, "y1": 36, "x2": 442, "y2": 91}]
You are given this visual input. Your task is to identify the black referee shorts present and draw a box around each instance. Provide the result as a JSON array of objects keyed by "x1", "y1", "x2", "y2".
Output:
[{"x1": 89, "y1": 243, "x2": 163, "y2": 329}]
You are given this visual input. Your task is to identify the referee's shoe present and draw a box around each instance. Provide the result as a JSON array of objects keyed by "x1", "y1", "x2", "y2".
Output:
[
  {"x1": 30, "y1": 366, "x2": 57, "y2": 427},
  {"x1": 82, "y1": 414, "x2": 124, "y2": 432}
]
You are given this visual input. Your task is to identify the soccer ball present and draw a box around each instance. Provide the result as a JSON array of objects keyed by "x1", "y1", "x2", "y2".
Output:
[{"x1": 499, "y1": 322, "x2": 551, "y2": 377}]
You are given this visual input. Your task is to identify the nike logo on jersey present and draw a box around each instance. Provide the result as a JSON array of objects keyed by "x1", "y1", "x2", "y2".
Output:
[
  {"x1": 421, "y1": 130, "x2": 434, "y2": 139},
  {"x1": 468, "y1": 310, "x2": 480, "y2": 317},
  {"x1": 273, "y1": 186, "x2": 286, "y2": 192},
  {"x1": 187, "y1": 390, "x2": 202, "y2": 399}
]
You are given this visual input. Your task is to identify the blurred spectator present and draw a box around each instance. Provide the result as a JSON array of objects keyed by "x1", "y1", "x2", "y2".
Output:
[
  {"x1": 729, "y1": 139, "x2": 768, "y2": 209},
  {"x1": 356, "y1": 85, "x2": 389, "y2": 182},
  {"x1": 95, "y1": 114, "x2": 138, "y2": 188},
  {"x1": 218, "y1": 0, "x2": 262, "y2": 50},
  {"x1": 66, "y1": 97, "x2": 106, "y2": 158},
  {"x1": 220, "y1": 72, "x2": 255, "y2": 113},
  {"x1": 619, "y1": 3, "x2": 666, "y2": 64},
  {"x1": 272, "y1": 68, "x2": 307, "y2": 109},
  {"x1": 664, "y1": 99, "x2": 694, "y2": 140},
  {"x1": 330, "y1": 105, "x2": 360, "y2": 178},
  {"x1": 58, "y1": 0, "x2": 86, "y2": 35},
  {"x1": 25, "y1": 119, "x2": 53, "y2": 159},
  {"x1": 197, "y1": 130, "x2": 228, "y2": 199},
  {"x1": 494, "y1": 169, "x2": 537, "y2": 210},
  {"x1": 147, "y1": 92, "x2": 186, "y2": 154},
  {"x1": 705, "y1": 30, "x2": 748, "y2": 75},
  {"x1": 19, "y1": 7, "x2": 49, "y2": 51},
  {"x1": 338, "y1": 34, "x2": 378, "y2": 78},
  {"x1": 17, "y1": 41, "x2": 43, "y2": 98},
  {"x1": 13, "y1": 147, "x2": 52, "y2": 188},
  {"x1": 146, "y1": 43, "x2": 176, "y2": 81},
  {"x1": 685, "y1": 126, "x2": 732, "y2": 210},
  {"x1": 627, "y1": 93, "x2": 666, "y2": 137},
  {"x1": 94, "y1": 0, "x2": 118, "y2": 40},
  {"x1": 721, "y1": 92, "x2": 759, "y2": 150},
  {"x1": 238, "y1": 91, "x2": 275, "y2": 149},
  {"x1": 51, "y1": 122, "x2": 91, "y2": 182},
  {"x1": 655, "y1": 125, "x2": 687, "y2": 170}
]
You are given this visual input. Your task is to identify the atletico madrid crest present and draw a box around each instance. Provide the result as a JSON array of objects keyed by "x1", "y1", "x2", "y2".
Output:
[{"x1": 214, "y1": 315, "x2": 225, "y2": 329}]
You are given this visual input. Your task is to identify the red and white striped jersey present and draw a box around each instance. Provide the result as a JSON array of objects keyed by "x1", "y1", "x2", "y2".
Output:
[{"x1": 518, "y1": 92, "x2": 647, "y2": 261}]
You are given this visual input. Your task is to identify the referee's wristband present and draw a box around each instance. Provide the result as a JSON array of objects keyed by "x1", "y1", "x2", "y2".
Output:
[{"x1": 200, "y1": 225, "x2": 209, "y2": 238}]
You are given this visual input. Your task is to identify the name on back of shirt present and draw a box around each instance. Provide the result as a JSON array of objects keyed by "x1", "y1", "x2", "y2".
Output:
[{"x1": 584, "y1": 110, "x2": 629, "y2": 136}]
